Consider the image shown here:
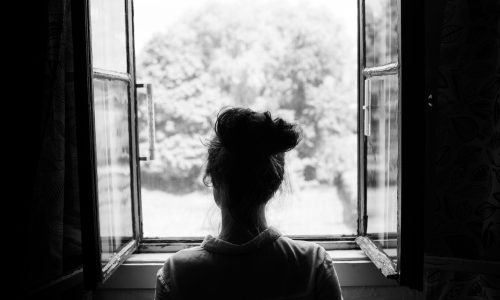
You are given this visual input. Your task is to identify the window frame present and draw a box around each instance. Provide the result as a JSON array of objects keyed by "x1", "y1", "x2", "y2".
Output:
[
  {"x1": 74, "y1": 0, "x2": 143, "y2": 289},
  {"x1": 397, "y1": 0, "x2": 424, "y2": 290},
  {"x1": 74, "y1": 0, "x2": 423, "y2": 290},
  {"x1": 133, "y1": 0, "x2": 402, "y2": 258},
  {"x1": 132, "y1": 0, "x2": 378, "y2": 253},
  {"x1": 355, "y1": 0, "x2": 401, "y2": 279},
  {"x1": 355, "y1": 0, "x2": 424, "y2": 288},
  {"x1": 132, "y1": 0, "x2": 400, "y2": 254}
]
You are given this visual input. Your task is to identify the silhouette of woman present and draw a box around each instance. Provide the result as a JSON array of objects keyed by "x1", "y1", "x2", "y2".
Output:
[{"x1": 155, "y1": 107, "x2": 343, "y2": 300}]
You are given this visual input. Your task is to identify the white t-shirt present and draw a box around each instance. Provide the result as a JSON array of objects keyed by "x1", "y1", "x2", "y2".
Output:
[{"x1": 155, "y1": 227, "x2": 343, "y2": 300}]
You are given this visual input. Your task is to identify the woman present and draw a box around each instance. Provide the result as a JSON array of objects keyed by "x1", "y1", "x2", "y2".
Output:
[{"x1": 155, "y1": 108, "x2": 343, "y2": 300}]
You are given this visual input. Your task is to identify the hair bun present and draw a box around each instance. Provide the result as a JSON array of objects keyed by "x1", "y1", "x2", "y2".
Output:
[{"x1": 215, "y1": 108, "x2": 301, "y2": 156}]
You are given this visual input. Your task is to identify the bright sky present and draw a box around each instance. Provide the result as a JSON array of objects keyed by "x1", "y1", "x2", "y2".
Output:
[{"x1": 133, "y1": 0, "x2": 357, "y2": 52}]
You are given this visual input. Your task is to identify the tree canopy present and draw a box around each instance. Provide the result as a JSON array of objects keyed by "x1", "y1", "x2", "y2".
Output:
[{"x1": 137, "y1": 0, "x2": 357, "y2": 196}]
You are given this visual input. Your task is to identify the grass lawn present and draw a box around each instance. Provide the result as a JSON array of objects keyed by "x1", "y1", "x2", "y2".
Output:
[{"x1": 141, "y1": 185, "x2": 358, "y2": 238}]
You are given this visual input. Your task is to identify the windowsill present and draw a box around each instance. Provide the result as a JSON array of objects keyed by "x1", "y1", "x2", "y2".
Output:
[{"x1": 99, "y1": 250, "x2": 399, "y2": 289}]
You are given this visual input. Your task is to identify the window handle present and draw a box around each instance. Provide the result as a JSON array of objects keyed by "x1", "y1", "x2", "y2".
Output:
[
  {"x1": 137, "y1": 83, "x2": 156, "y2": 161},
  {"x1": 364, "y1": 80, "x2": 371, "y2": 136}
]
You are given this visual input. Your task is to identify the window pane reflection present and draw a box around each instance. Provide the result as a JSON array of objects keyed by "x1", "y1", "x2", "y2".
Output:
[
  {"x1": 364, "y1": 0, "x2": 398, "y2": 67},
  {"x1": 93, "y1": 78, "x2": 133, "y2": 264},
  {"x1": 90, "y1": 0, "x2": 128, "y2": 72},
  {"x1": 366, "y1": 75, "x2": 398, "y2": 242}
]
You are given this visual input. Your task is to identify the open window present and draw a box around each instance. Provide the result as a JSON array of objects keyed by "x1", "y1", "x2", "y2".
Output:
[
  {"x1": 356, "y1": 0, "x2": 423, "y2": 288},
  {"x1": 73, "y1": 0, "x2": 141, "y2": 287},
  {"x1": 134, "y1": 0, "x2": 360, "y2": 249},
  {"x1": 356, "y1": 0, "x2": 400, "y2": 278},
  {"x1": 74, "y1": 0, "x2": 422, "y2": 289}
]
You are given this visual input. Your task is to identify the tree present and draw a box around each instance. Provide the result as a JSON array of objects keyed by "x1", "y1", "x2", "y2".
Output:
[{"x1": 137, "y1": 0, "x2": 357, "y2": 195}]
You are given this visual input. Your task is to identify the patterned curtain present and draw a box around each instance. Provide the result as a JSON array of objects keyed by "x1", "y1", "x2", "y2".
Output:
[
  {"x1": 26, "y1": 0, "x2": 82, "y2": 289},
  {"x1": 425, "y1": 0, "x2": 500, "y2": 298}
]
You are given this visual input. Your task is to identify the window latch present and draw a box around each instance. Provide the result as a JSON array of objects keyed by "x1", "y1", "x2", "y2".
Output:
[
  {"x1": 363, "y1": 80, "x2": 371, "y2": 136},
  {"x1": 137, "y1": 83, "x2": 156, "y2": 161}
]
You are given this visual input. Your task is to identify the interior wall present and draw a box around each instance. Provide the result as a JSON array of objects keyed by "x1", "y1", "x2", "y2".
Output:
[{"x1": 424, "y1": 0, "x2": 500, "y2": 298}]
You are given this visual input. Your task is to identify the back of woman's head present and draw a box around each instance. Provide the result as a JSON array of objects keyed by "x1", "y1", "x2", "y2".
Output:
[{"x1": 204, "y1": 107, "x2": 301, "y2": 214}]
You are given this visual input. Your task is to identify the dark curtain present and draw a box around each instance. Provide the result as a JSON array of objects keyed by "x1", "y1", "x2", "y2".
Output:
[
  {"x1": 424, "y1": 0, "x2": 500, "y2": 298},
  {"x1": 24, "y1": 0, "x2": 82, "y2": 291}
]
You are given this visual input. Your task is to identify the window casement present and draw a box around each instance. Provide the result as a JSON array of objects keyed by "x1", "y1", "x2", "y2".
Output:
[
  {"x1": 73, "y1": 0, "x2": 141, "y2": 287},
  {"x1": 355, "y1": 0, "x2": 400, "y2": 279},
  {"x1": 73, "y1": 0, "x2": 423, "y2": 290}
]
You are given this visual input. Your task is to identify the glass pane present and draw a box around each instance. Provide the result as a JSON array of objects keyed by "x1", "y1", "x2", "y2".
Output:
[
  {"x1": 93, "y1": 78, "x2": 133, "y2": 264},
  {"x1": 366, "y1": 75, "x2": 398, "y2": 257},
  {"x1": 135, "y1": 0, "x2": 358, "y2": 237},
  {"x1": 364, "y1": 0, "x2": 398, "y2": 67},
  {"x1": 90, "y1": 0, "x2": 127, "y2": 73}
]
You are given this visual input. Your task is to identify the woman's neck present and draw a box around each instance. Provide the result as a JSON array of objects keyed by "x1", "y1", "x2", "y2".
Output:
[{"x1": 219, "y1": 205, "x2": 268, "y2": 244}]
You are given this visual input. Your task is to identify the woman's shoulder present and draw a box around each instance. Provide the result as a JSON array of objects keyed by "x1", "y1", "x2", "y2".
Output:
[
  {"x1": 277, "y1": 235, "x2": 324, "y2": 250},
  {"x1": 158, "y1": 246, "x2": 211, "y2": 280},
  {"x1": 274, "y1": 235, "x2": 328, "y2": 262},
  {"x1": 165, "y1": 245, "x2": 209, "y2": 265}
]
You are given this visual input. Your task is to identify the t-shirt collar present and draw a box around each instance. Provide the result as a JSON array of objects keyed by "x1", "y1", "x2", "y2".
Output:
[{"x1": 201, "y1": 226, "x2": 281, "y2": 255}]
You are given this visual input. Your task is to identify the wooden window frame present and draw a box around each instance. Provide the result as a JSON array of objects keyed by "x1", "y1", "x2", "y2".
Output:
[
  {"x1": 72, "y1": 0, "x2": 423, "y2": 290},
  {"x1": 133, "y1": 0, "x2": 367, "y2": 254},
  {"x1": 355, "y1": 0, "x2": 424, "y2": 289},
  {"x1": 130, "y1": 3, "x2": 422, "y2": 287},
  {"x1": 355, "y1": 0, "x2": 400, "y2": 280},
  {"x1": 73, "y1": 0, "x2": 142, "y2": 289},
  {"x1": 398, "y1": 0, "x2": 424, "y2": 290}
]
